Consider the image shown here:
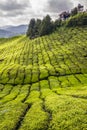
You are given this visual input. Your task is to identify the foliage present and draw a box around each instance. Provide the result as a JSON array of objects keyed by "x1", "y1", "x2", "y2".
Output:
[
  {"x1": 71, "y1": 7, "x2": 78, "y2": 16},
  {"x1": 26, "y1": 4, "x2": 87, "y2": 39},
  {"x1": 27, "y1": 15, "x2": 56, "y2": 39},
  {"x1": 39, "y1": 15, "x2": 53, "y2": 36},
  {"x1": 66, "y1": 12, "x2": 87, "y2": 27},
  {"x1": 54, "y1": 19, "x2": 62, "y2": 29},
  {"x1": 26, "y1": 18, "x2": 36, "y2": 39},
  {"x1": 0, "y1": 27, "x2": 87, "y2": 129}
]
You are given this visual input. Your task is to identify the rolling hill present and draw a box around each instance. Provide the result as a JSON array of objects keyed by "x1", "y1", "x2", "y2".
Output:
[
  {"x1": 0, "y1": 25, "x2": 28, "y2": 38},
  {"x1": 0, "y1": 29, "x2": 15, "y2": 38},
  {"x1": 0, "y1": 27, "x2": 87, "y2": 130}
]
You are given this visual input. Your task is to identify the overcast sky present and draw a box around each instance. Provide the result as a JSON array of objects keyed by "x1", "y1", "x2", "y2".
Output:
[{"x1": 0, "y1": 0, "x2": 87, "y2": 26}]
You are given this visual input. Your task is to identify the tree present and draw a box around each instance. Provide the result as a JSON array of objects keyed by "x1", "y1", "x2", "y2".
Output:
[
  {"x1": 71, "y1": 7, "x2": 78, "y2": 16},
  {"x1": 54, "y1": 19, "x2": 62, "y2": 29},
  {"x1": 34, "y1": 19, "x2": 42, "y2": 36},
  {"x1": 27, "y1": 15, "x2": 58, "y2": 39},
  {"x1": 39, "y1": 15, "x2": 53, "y2": 36},
  {"x1": 26, "y1": 18, "x2": 36, "y2": 39}
]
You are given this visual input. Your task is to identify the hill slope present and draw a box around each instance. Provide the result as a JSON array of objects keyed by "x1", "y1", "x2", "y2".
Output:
[
  {"x1": 0, "y1": 27, "x2": 87, "y2": 130},
  {"x1": 0, "y1": 29, "x2": 16, "y2": 38},
  {"x1": 0, "y1": 25, "x2": 28, "y2": 38}
]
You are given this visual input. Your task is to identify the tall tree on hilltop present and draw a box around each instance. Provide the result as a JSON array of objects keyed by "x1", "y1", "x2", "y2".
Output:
[
  {"x1": 39, "y1": 15, "x2": 53, "y2": 36},
  {"x1": 71, "y1": 7, "x2": 78, "y2": 16},
  {"x1": 35, "y1": 19, "x2": 42, "y2": 36},
  {"x1": 27, "y1": 18, "x2": 36, "y2": 39},
  {"x1": 54, "y1": 19, "x2": 62, "y2": 29}
]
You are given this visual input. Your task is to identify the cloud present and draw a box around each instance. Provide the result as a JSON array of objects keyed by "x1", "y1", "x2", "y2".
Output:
[
  {"x1": 0, "y1": 0, "x2": 30, "y2": 11},
  {"x1": 0, "y1": 0, "x2": 33, "y2": 17},
  {"x1": 46, "y1": 0, "x2": 74, "y2": 13},
  {"x1": 0, "y1": 0, "x2": 86, "y2": 26}
]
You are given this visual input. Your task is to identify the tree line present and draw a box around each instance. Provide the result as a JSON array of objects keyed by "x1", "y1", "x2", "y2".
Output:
[
  {"x1": 26, "y1": 15, "x2": 61, "y2": 39},
  {"x1": 27, "y1": 4, "x2": 86, "y2": 39}
]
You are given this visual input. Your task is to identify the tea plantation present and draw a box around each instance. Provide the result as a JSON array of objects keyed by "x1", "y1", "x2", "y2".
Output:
[{"x1": 0, "y1": 27, "x2": 87, "y2": 130}]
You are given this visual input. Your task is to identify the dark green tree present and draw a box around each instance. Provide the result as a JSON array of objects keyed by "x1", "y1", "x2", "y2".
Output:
[
  {"x1": 39, "y1": 15, "x2": 53, "y2": 36},
  {"x1": 71, "y1": 7, "x2": 78, "y2": 16},
  {"x1": 54, "y1": 19, "x2": 62, "y2": 29},
  {"x1": 27, "y1": 18, "x2": 36, "y2": 39},
  {"x1": 34, "y1": 19, "x2": 42, "y2": 36}
]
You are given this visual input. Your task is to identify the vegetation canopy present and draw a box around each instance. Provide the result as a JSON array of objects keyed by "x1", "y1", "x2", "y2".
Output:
[
  {"x1": 27, "y1": 4, "x2": 87, "y2": 39},
  {"x1": 0, "y1": 26, "x2": 87, "y2": 129}
]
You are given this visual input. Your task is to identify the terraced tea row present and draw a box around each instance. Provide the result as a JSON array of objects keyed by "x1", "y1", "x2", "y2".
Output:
[
  {"x1": 0, "y1": 27, "x2": 87, "y2": 130},
  {"x1": 0, "y1": 28, "x2": 87, "y2": 85},
  {"x1": 1, "y1": 83, "x2": 87, "y2": 130}
]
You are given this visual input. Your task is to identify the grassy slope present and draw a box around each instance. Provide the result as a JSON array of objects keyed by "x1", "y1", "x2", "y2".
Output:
[{"x1": 0, "y1": 27, "x2": 87, "y2": 130}]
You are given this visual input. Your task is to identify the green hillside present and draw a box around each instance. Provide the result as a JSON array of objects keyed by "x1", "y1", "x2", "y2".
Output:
[
  {"x1": 0, "y1": 27, "x2": 87, "y2": 130},
  {"x1": 65, "y1": 12, "x2": 87, "y2": 27}
]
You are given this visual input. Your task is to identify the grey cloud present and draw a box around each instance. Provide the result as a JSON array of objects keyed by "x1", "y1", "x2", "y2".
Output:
[
  {"x1": 46, "y1": 0, "x2": 74, "y2": 13},
  {"x1": 0, "y1": 0, "x2": 86, "y2": 26},
  {"x1": 0, "y1": 8, "x2": 33, "y2": 18},
  {"x1": 0, "y1": 0, "x2": 32, "y2": 18},
  {"x1": 4, "y1": 10, "x2": 26, "y2": 17},
  {"x1": 0, "y1": 0, "x2": 31, "y2": 11}
]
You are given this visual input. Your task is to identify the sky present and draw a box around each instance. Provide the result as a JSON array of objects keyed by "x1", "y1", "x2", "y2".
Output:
[{"x1": 0, "y1": 0, "x2": 87, "y2": 26}]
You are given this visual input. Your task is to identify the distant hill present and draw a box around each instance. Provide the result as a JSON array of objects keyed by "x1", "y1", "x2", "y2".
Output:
[
  {"x1": 0, "y1": 24, "x2": 28, "y2": 38},
  {"x1": 0, "y1": 29, "x2": 15, "y2": 38}
]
